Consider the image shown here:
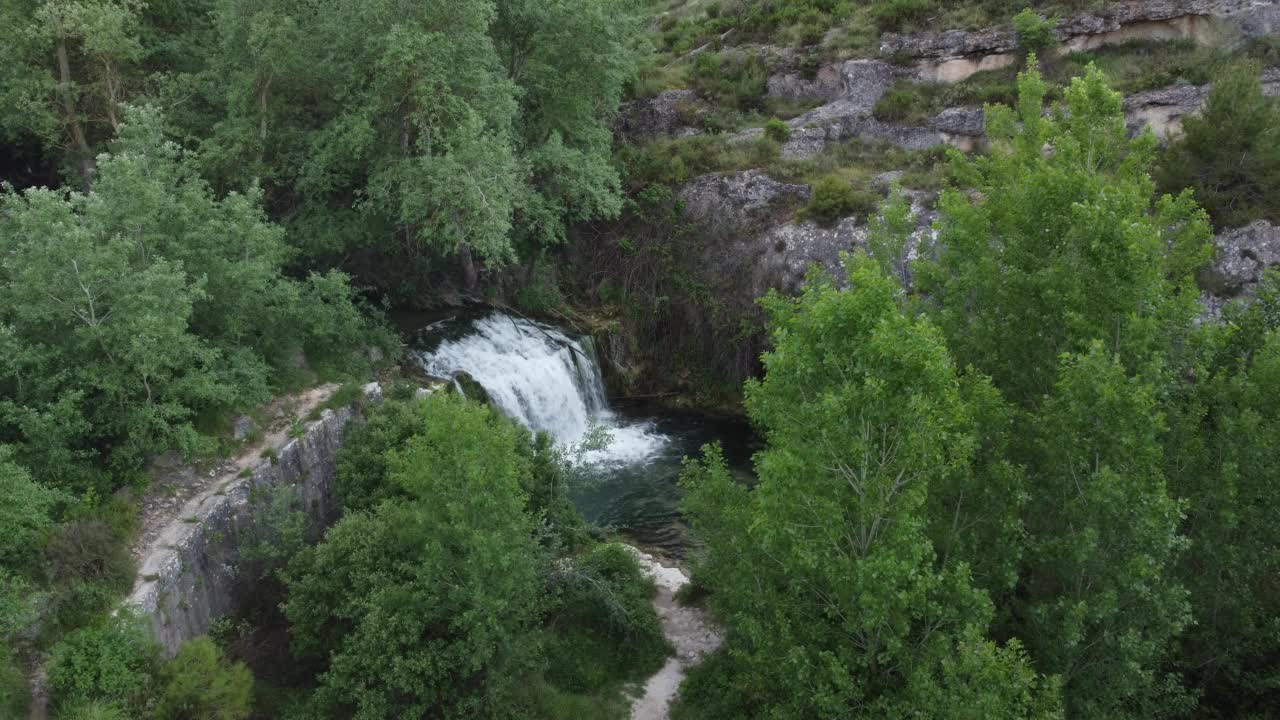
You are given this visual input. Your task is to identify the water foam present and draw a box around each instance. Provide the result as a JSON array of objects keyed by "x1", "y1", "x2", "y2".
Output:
[{"x1": 416, "y1": 313, "x2": 668, "y2": 465}]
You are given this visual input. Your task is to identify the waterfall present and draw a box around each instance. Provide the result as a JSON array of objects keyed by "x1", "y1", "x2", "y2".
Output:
[{"x1": 414, "y1": 312, "x2": 667, "y2": 465}]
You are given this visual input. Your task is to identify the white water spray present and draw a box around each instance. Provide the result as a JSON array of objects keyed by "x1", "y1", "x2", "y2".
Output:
[{"x1": 415, "y1": 313, "x2": 667, "y2": 466}]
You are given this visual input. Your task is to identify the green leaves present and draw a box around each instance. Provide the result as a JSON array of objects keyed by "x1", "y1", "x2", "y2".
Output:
[
  {"x1": 0, "y1": 105, "x2": 384, "y2": 492},
  {"x1": 283, "y1": 394, "x2": 542, "y2": 720},
  {"x1": 1156, "y1": 61, "x2": 1280, "y2": 228},
  {"x1": 680, "y1": 257, "x2": 1060, "y2": 718}
]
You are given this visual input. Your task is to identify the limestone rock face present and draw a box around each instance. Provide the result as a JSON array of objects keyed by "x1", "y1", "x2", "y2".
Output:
[
  {"x1": 1124, "y1": 68, "x2": 1280, "y2": 138},
  {"x1": 677, "y1": 170, "x2": 811, "y2": 227},
  {"x1": 747, "y1": 60, "x2": 952, "y2": 158},
  {"x1": 617, "y1": 89, "x2": 703, "y2": 141},
  {"x1": 678, "y1": 170, "x2": 937, "y2": 319},
  {"x1": 128, "y1": 386, "x2": 381, "y2": 656},
  {"x1": 1204, "y1": 221, "x2": 1280, "y2": 297},
  {"x1": 883, "y1": 0, "x2": 1275, "y2": 61}
]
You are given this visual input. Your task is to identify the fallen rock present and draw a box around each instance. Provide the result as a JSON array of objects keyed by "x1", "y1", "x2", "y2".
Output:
[
  {"x1": 789, "y1": 60, "x2": 900, "y2": 123},
  {"x1": 883, "y1": 0, "x2": 1279, "y2": 84},
  {"x1": 883, "y1": 0, "x2": 1275, "y2": 61}
]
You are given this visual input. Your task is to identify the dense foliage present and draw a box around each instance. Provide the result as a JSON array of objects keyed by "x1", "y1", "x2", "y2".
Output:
[
  {"x1": 2, "y1": 0, "x2": 1279, "y2": 718},
  {"x1": 679, "y1": 257, "x2": 1062, "y2": 718},
  {"x1": 1157, "y1": 61, "x2": 1280, "y2": 228},
  {"x1": 678, "y1": 63, "x2": 1280, "y2": 720},
  {"x1": 280, "y1": 393, "x2": 667, "y2": 719},
  {"x1": 1, "y1": 107, "x2": 388, "y2": 495}
]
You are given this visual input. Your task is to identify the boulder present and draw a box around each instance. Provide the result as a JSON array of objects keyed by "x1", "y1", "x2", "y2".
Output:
[
  {"x1": 617, "y1": 89, "x2": 703, "y2": 142},
  {"x1": 231, "y1": 416, "x2": 257, "y2": 441},
  {"x1": 747, "y1": 60, "x2": 949, "y2": 159},
  {"x1": 677, "y1": 170, "x2": 811, "y2": 227},
  {"x1": 1123, "y1": 83, "x2": 1207, "y2": 138},
  {"x1": 931, "y1": 107, "x2": 986, "y2": 137},
  {"x1": 1203, "y1": 220, "x2": 1280, "y2": 297}
]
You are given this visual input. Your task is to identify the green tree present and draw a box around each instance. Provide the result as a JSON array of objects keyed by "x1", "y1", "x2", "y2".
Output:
[
  {"x1": 1156, "y1": 61, "x2": 1280, "y2": 228},
  {"x1": 0, "y1": 0, "x2": 148, "y2": 187},
  {"x1": 492, "y1": 0, "x2": 642, "y2": 249},
  {"x1": 918, "y1": 63, "x2": 1211, "y2": 406},
  {"x1": 1018, "y1": 345, "x2": 1190, "y2": 717},
  {"x1": 0, "y1": 445, "x2": 66, "y2": 572},
  {"x1": 0, "y1": 105, "x2": 385, "y2": 492},
  {"x1": 283, "y1": 394, "x2": 542, "y2": 719},
  {"x1": 155, "y1": 637, "x2": 252, "y2": 720},
  {"x1": 199, "y1": 0, "x2": 523, "y2": 295},
  {"x1": 679, "y1": 256, "x2": 1060, "y2": 718},
  {"x1": 1162, "y1": 274, "x2": 1280, "y2": 715},
  {"x1": 46, "y1": 615, "x2": 160, "y2": 715}
]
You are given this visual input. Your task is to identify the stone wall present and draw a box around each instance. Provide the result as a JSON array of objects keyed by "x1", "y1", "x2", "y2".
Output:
[{"x1": 125, "y1": 385, "x2": 379, "y2": 656}]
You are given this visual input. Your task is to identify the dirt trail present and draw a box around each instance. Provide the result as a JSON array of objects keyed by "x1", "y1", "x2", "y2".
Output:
[
  {"x1": 133, "y1": 384, "x2": 339, "y2": 559},
  {"x1": 627, "y1": 547, "x2": 722, "y2": 720}
]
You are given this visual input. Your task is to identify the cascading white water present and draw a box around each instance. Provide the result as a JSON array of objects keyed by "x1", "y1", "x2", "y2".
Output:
[{"x1": 415, "y1": 313, "x2": 668, "y2": 465}]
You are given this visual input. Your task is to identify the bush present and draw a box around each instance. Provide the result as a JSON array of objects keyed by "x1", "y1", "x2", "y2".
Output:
[
  {"x1": 47, "y1": 617, "x2": 160, "y2": 714},
  {"x1": 0, "y1": 447, "x2": 65, "y2": 572},
  {"x1": 690, "y1": 52, "x2": 768, "y2": 111},
  {"x1": 334, "y1": 397, "x2": 432, "y2": 513},
  {"x1": 155, "y1": 637, "x2": 253, "y2": 720},
  {"x1": 544, "y1": 543, "x2": 669, "y2": 693},
  {"x1": 1156, "y1": 61, "x2": 1280, "y2": 228},
  {"x1": 763, "y1": 118, "x2": 791, "y2": 144},
  {"x1": 1013, "y1": 9, "x2": 1056, "y2": 57},
  {"x1": 59, "y1": 700, "x2": 131, "y2": 720},
  {"x1": 44, "y1": 518, "x2": 135, "y2": 589},
  {"x1": 802, "y1": 176, "x2": 879, "y2": 226},
  {"x1": 873, "y1": 85, "x2": 926, "y2": 123},
  {"x1": 0, "y1": 648, "x2": 27, "y2": 719}
]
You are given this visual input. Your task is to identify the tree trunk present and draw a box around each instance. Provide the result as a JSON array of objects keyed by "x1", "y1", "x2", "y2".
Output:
[
  {"x1": 459, "y1": 246, "x2": 478, "y2": 293},
  {"x1": 56, "y1": 37, "x2": 94, "y2": 190}
]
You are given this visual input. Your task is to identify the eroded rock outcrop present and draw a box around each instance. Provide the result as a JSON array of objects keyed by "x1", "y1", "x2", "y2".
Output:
[
  {"x1": 883, "y1": 0, "x2": 1279, "y2": 83},
  {"x1": 1204, "y1": 220, "x2": 1280, "y2": 297},
  {"x1": 1124, "y1": 67, "x2": 1280, "y2": 138},
  {"x1": 680, "y1": 170, "x2": 936, "y2": 308}
]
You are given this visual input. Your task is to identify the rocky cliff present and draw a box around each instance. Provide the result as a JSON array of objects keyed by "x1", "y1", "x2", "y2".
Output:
[{"x1": 126, "y1": 384, "x2": 381, "y2": 656}]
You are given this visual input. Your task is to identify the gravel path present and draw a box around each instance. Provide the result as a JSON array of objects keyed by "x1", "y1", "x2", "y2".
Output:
[{"x1": 627, "y1": 547, "x2": 722, "y2": 720}]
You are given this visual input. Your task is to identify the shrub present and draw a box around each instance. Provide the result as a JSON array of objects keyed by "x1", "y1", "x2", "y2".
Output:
[
  {"x1": 334, "y1": 397, "x2": 432, "y2": 513},
  {"x1": 0, "y1": 447, "x2": 65, "y2": 572},
  {"x1": 544, "y1": 543, "x2": 669, "y2": 693},
  {"x1": 0, "y1": 648, "x2": 27, "y2": 719},
  {"x1": 58, "y1": 700, "x2": 131, "y2": 720},
  {"x1": 873, "y1": 0, "x2": 934, "y2": 32},
  {"x1": 47, "y1": 617, "x2": 160, "y2": 714},
  {"x1": 764, "y1": 118, "x2": 791, "y2": 144},
  {"x1": 873, "y1": 85, "x2": 926, "y2": 123},
  {"x1": 1013, "y1": 9, "x2": 1057, "y2": 57},
  {"x1": 155, "y1": 638, "x2": 253, "y2": 720},
  {"x1": 802, "y1": 176, "x2": 879, "y2": 226},
  {"x1": 690, "y1": 51, "x2": 768, "y2": 110},
  {"x1": 1156, "y1": 61, "x2": 1280, "y2": 228},
  {"x1": 44, "y1": 518, "x2": 135, "y2": 589}
]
